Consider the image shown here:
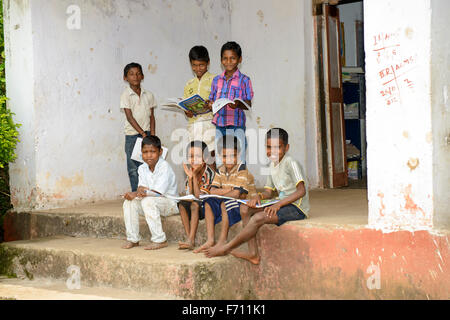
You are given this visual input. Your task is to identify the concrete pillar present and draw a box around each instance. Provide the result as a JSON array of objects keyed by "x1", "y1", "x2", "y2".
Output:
[{"x1": 365, "y1": 0, "x2": 450, "y2": 231}]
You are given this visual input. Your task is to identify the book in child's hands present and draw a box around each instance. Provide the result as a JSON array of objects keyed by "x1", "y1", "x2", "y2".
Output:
[
  {"x1": 199, "y1": 194, "x2": 279, "y2": 208},
  {"x1": 212, "y1": 98, "x2": 251, "y2": 114},
  {"x1": 163, "y1": 94, "x2": 211, "y2": 116}
]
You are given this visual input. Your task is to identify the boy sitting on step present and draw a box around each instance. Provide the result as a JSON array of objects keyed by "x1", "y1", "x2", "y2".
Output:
[
  {"x1": 205, "y1": 128, "x2": 310, "y2": 264},
  {"x1": 178, "y1": 140, "x2": 216, "y2": 250},
  {"x1": 122, "y1": 135, "x2": 178, "y2": 250},
  {"x1": 194, "y1": 135, "x2": 256, "y2": 253}
]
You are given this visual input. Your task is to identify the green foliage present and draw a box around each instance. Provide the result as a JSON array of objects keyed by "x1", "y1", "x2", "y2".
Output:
[
  {"x1": 0, "y1": 0, "x2": 17, "y2": 242},
  {"x1": 0, "y1": 0, "x2": 20, "y2": 169}
]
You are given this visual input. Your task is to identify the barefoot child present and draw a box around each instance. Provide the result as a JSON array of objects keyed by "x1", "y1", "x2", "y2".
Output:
[
  {"x1": 205, "y1": 128, "x2": 310, "y2": 264},
  {"x1": 122, "y1": 136, "x2": 178, "y2": 250},
  {"x1": 120, "y1": 62, "x2": 157, "y2": 192},
  {"x1": 178, "y1": 141, "x2": 215, "y2": 250},
  {"x1": 183, "y1": 46, "x2": 216, "y2": 168},
  {"x1": 194, "y1": 135, "x2": 256, "y2": 253}
]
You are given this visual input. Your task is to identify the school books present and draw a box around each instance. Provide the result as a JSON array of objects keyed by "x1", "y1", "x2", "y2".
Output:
[
  {"x1": 131, "y1": 137, "x2": 168, "y2": 163},
  {"x1": 143, "y1": 190, "x2": 280, "y2": 208},
  {"x1": 163, "y1": 94, "x2": 211, "y2": 116},
  {"x1": 212, "y1": 98, "x2": 251, "y2": 114},
  {"x1": 199, "y1": 194, "x2": 280, "y2": 208}
]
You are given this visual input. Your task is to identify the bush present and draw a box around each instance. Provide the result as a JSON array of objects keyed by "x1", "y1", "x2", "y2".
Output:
[{"x1": 0, "y1": 0, "x2": 20, "y2": 242}]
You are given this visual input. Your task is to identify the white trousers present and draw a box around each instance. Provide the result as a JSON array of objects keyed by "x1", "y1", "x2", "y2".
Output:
[{"x1": 123, "y1": 197, "x2": 178, "y2": 243}]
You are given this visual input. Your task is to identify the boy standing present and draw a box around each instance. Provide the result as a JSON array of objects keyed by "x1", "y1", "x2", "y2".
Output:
[
  {"x1": 207, "y1": 42, "x2": 254, "y2": 165},
  {"x1": 120, "y1": 62, "x2": 157, "y2": 192},
  {"x1": 194, "y1": 135, "x2": 257, "y2": 253},
  {"x1": 122, "y1": 136, "x2": 178, "y2": 250},
  {"x1": 183, "y1": 46, "x2": 216, "y2": 164},
  {"x1": 205, "y1": 128, "x2": 310, "y2": 264},
  {"x1": 178, "y1": 141, "x2": 216, "y2": 250}
]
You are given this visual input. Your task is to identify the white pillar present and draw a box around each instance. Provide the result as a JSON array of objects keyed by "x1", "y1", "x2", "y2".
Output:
[{"x1": 365, "y1": 0, "x2": 449, "y2": 231}]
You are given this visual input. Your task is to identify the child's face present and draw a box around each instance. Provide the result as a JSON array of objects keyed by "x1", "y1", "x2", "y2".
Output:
[
  {"x1": 190, "y1": 60, "x2": 209, "y2": 79},
  {"x1": 142, "y1": 144, "x2": 162, "y2": 168},
  {"x1": 221, "y1": 50, "x2": 241, "y2": 73},
  {"x1": 222, "y1": 148, "x2": 238, "y2": 171},
  {"x1": 188, "y1": 147, "x2": 206, "y2": 171},
  {"x1": 266, "y1": 138, "x2": 289, "y2": 164},
  {"x1": 124, "y1": 67, "x2": 144, "y2": 87}
]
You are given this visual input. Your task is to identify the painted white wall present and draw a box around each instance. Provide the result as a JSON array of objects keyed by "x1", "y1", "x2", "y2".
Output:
[
  {"x1": 6, "y1": 0, "x2": 232, "y2": 210},
  {"x1": 6, "y1": 0, "x2": 318, "y2": 210},
  {"x1": 229, "y1": 0, "x2": 318, "y2": 188},
  {"x1": 337, "y1": 1, "x2": 363, "y2": 67},
  {"x1": 431, "y1": 0, "x2": 450, "y2": 229},
  {"x1": 365, "y1": 0, "x2": 434, "y2": 231}
]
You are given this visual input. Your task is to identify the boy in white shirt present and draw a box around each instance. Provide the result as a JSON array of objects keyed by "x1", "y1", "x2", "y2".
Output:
[
  {"x1": 120, "y1": 62, "x2": 157, "y2": 192},
  {"x1": 204, "y1": 128, "x2": 310, "y2": 264},
  {"x1": 121, "y1": 135, "x2": 178, "y2": 250}
]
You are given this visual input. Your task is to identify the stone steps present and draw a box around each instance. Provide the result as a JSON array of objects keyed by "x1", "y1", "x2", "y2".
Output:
[
  {"x1": 4, "y1": 200, "x2": 243, "y2": 244},
  {"x1": 0, "y1": 276, "x2": 181, "y2": 300},
  {"x1": 0, "y1": 236, "x2": 255, "y2": 299}
]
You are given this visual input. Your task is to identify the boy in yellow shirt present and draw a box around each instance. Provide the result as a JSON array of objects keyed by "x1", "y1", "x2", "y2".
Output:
[{"x1": 183, "y1": 46, "x2": 216, "y2": 167}]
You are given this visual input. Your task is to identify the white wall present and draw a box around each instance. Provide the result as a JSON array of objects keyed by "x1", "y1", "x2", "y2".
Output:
[
  {"x1": 6, "y1": 0, "x2": 317, "y2": 210},
  {"x1": 365, "y1": 0, "x2": 434, "y2": 231},
  {"x1": 431, "y1": 0, "x2": 450, "y2": 229},
  {"x1": 7, "y1": 0, "x2": 231, "y2": 210},
  {"x1": 337, "y1": 1, "x2": 363, "y2": 67}
]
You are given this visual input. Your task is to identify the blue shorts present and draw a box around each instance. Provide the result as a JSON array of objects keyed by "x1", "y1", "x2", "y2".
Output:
[
  {"x1": 178, "y1": 201, "x2": 205, "y2": 220},
  {"x1": 204, "y1": 197, "x2": 242, "y2": 227},
  {"x1": 276, "y1": 204, "x2": 307, "y2": 226}
]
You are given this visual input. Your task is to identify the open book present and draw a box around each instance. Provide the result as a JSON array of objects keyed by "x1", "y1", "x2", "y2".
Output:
[
  {"x1": 163, "y1": 94, "x2": 211, "y2": 116},
  {"x1": 212, "y1": 98, "x2": 251, "y2": 114}
]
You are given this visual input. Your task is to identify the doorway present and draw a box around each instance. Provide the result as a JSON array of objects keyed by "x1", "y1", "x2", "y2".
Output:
[{"x1": 315, "y1": 0, "x2": 367, "y2": 189}]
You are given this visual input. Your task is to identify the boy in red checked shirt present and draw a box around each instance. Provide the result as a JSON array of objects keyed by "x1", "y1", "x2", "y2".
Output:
[{"x1": 206, "y1": 41, "x2": 253, "y2": 165}]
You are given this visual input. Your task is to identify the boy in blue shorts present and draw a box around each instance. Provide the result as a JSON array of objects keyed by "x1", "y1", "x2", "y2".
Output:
[
  {"x1": 178, "y1": 140, "x2": 215, "y2": 250},
  {"x1": 207, "y1": 41, "x2": 254, "y2": 165},
  {"x1": 194, "y1": 135, "x2": 256, "y2": 253},
  {"x1": 205, "y1": 128, "x2": 310, "y2": 264}
]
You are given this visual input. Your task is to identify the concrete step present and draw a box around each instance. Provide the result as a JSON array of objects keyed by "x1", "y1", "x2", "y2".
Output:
[
  {"x1": 4, "y1": 200, "x2": 243, "y2": 244},
  {"x1": 0, "y1": 236, "x2": 255, "y2": 299},
  {"x1": 0, "y1": 276, "x2": 181, "y2": 300}
]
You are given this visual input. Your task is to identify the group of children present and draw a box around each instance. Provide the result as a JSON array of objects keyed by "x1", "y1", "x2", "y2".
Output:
[{"x1": 119, "y1": 42, "x2": 310, "y2": 264}]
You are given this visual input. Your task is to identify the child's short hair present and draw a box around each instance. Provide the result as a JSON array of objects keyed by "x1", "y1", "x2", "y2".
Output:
[
  {"x1": 186, "y1": 140, "x2": 209, "y2": 158},
  {"x1": 266, "y1": 128, "x2": 289, "y2": 146},
  {"x1": 218, "y1": 135, "x2": 239, "y2": 154},
  {"x1": 124, "y1": 62, "x2": 143, "y2": 77},
  {"x1": 189, "y1": 46, "x2": 210, "y2": 63},
  {"x1": 142, "y1": 135, "x2": 162, "y2": 150},
  {"x1": 220, "y1": 41, "x2": 242, "y2": 58}
]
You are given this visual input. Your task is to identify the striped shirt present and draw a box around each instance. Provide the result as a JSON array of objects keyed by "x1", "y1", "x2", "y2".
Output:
[
  {"x1": 264, "y1": 155, "x2": 310, "y2": 216},
  {"x1": 211, "y1": 163, "x2": 256, "y2": 199},
  {"x1": 209, "y1": 69, "x2": 254, "y2": 127},
  {"x1": 184, "y1": 165, "x2": 215, "y2": 195}
]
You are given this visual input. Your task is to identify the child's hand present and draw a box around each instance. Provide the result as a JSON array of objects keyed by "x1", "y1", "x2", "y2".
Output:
[
  {"x1": 124, "y1": 192, "x2": 137, "y2": 201},
  {"x1": 185, "y1": 110, "x2": 194, "y2": 118},
  {"x1": 246, "y1": 196, "x2": 261, "y2": 208},
  {"x1": 205, "y1": 100, "x2": 213, "y2": 110},
  {"x1": 264, "y1": 203, "x2": 281, "y2": 219},
  {"x1": 136, "y1": 186, "x2": 149, "y2": 198},
  {"x1": 183, "y1": 163, "x2": 193, "y2": 178}
]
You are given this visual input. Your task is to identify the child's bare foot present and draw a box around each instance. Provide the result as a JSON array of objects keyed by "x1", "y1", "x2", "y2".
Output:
[
  {"x1": 193, "y1": 241, "x2": 214, "y2": 253},
  {"x1": 230, "y1": 249, "x2": 260, "y2": 265},
  {"x1": 204, "y1": 243, "x2": 229, "y2": 258},
  {"x1": 121, "y1": 241, "x2": 139, "y2": 249},
  {"x1": 178, "y1": 240, "x2": 195, "y2": 250},
  {"x1": 144, "y1": 241, "x2": 168, "y2": 250}
]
